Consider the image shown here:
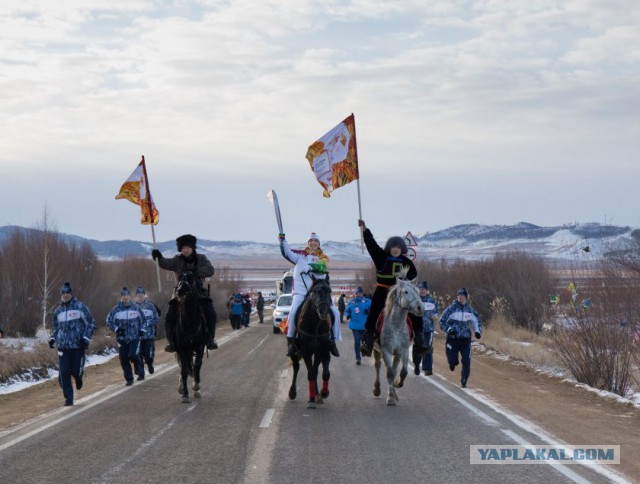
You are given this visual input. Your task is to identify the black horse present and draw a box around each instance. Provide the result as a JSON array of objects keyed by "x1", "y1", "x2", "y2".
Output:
[
  {"x1": 288, "y1": 276, "x2": 333, "y2": 409},
  {"x1": 174, "y1": 271, "x2": 206, "y2": 403}
]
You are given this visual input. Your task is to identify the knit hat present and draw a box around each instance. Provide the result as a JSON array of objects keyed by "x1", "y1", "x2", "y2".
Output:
[
  {"x1": 135, "y1": 286, "x2": 145, "y2": 295},
  {"x1": 457, "y1": 287, "x2": 468, "y2": 297},
  {"x1": 308, "y1": 232, "x2": 320, "y2": 243},
  {"x1": 120, "y1": 287, "x2": 131, "y2": 296},
  {"x1": 60, "y1": 282, "x2": 73, "y2": 294},
  {"x1": 384, "y1": 236, "x2": 408, "y2": 255},
  {"x1": 418, "y1": 281, "x2": 429, "y2": 290},
  {"x1": 176, "y1": 234, "x2": 197, "y2": 251}
]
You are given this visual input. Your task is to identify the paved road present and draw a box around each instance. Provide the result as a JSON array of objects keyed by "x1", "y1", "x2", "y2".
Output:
[{"x1": 0, "y1": 317, "x2": 620, "y2": 483}]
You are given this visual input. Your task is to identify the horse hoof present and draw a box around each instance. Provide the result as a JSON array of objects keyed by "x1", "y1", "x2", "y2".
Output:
[
  {"x1": 177, "y1": 377, "x2": 183, "y2": 394},
  {"x1": 315, "y1": 395, "x2": 324, "y2": 404},
  {"x1": 181, "y1": 396, "x2": 190, "y2": 403},
  {"x1": 192, "y1": 382, "x2": 200, "y2": 392},
  {"x1": 307, "y1": 400, "x2": 316, "y2": 409},
  {"x1": 386, "y1": 398, "x2": 396, "y2": 406},
  {"x1": 320, "y1": 390, "x2": 329, "y2": 398},
  {"x1": 394, "y1": 379, "x2": 404, "y2": 388},
  {"x1": 373, "y1": 387, "x2": 381, "y2": 397},
  {"x1": 288, "y1": 389, "x2": 297, "y2": 400}
]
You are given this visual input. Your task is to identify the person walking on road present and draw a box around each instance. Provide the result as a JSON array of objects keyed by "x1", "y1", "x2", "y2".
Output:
[
  {"x1": 134, "y1": 286, "x2": 159, "y2": 379},
  {"x1": 344, "y1": 287, "x2": 370, "y2": 365},
  {"x1": 256, "y1": 292, "x2": 265, "y2": 324},
  {"x1": 49, "y1": 282, "x2": 96, "y2": 406},
  {"x1": 338, "y1": 294, "x2": 347, "y2": 324},
  {"x1": 229, "y1": 294, "x2": 244, "y2": 330},
  {"x1": 439, "y1": 288, "x2": 482, "y2": 388},
  {"x1": 413, "y1": 281, "x2": 439, "y2": 376},
  {"x1": 106, "y1": 287, "x2": 146, "y2": 386}
]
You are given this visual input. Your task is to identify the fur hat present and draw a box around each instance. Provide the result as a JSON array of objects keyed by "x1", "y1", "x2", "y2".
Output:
[
  {"x1": 457, "y1": 287, "x2": 468, "y2": 297},
  {"x1": 384, "y1": 236, "x2": 408, "y2": 255},
  {"x1": 418, "y1": 281, "x2": 429, "y2": 290},
  {"x1": 120, "y1": 287, "x2": 131, "y2": 296},
  {"x1": 176, "y1": 234, "x2": 197, "y2": 251},
  {"x1": 60, "y1": 282, "x2": 73, "y2": 294}
]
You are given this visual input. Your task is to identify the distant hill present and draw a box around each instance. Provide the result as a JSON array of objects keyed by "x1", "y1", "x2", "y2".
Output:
[{"x1": 0, "y1": 222, "x2": 635, "y2": 262}]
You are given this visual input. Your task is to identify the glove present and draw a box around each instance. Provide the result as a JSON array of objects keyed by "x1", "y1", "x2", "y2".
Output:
[
  {"x1": 151, "y1": 249, "x2": 162, "y2": 261},
  {"x1": 475, "y1": 332, "x2": 481, "y2": 339},
  {"x1": 116, "y1": 327, "x2": 125, "y2": 336},
  {"x1": 446, "y1": 327, "x2": 455, "y2": 335},
  {"x1": 48, "y1": 338, "x2": 55, "y2": 349},
  {"x1": 138, "y1": 330, "x2": 146, "y2": 338},
  {"x1": 278, "y1": 233, "x2": 286, "y2": 240},
  {"x1": 79, "y1": 337, "x2": 90, "y2": 349}
]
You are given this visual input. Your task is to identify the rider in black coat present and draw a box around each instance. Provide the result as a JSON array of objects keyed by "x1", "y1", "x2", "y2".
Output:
[
  {"x1": 152, "y1": 234, "x2": 218, "y2": 352},
  {"x1": 357, "y1": 220, "x2": 426, "y2": 357}
]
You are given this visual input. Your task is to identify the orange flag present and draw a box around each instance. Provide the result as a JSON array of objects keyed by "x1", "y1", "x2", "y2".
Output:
[
  {"x1": 306, "y1": 114, "x2": 359, "y2": 197},
  {"x1": 115, "y1": 156, "x2": 159, "y2": 225}
]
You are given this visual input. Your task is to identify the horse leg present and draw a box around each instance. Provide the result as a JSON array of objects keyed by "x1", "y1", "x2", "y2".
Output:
[
  {"x1": 394, "y1": 351, "x2": 409, "y2": 390},
  {"x1": 383, "y1": 350, "x2": 396, "y2": 406},
  {"x1": 192, "y1": 347, "x2": 203, "y2": 398},
  {"x1": 313, "y1": 354, "x2": 324, "y2": 404},
  {"x1": 288, "y1": 355, "x2": 299, "y2": 400},
  {"x1": 320, "y1": 352, "x2": 330, "y2": 399},
  {"x1": 373, "y1": 345, "x2": 382, "y2": 397},
  {"x1": 303, "y1": 351, "x2": 317, "y2": 408}
]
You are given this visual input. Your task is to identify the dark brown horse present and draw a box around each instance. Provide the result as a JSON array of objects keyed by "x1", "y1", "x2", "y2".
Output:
[
  {"x1": 287, "y1": 277, "x2": 333, "y2": 409},
  {"x1": 174, "y1": 271, "x2": 206, "y2": 403}
]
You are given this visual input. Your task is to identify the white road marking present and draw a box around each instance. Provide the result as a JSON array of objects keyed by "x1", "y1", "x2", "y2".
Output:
[
  {"x1": 248, "y1": 335, "x2": 269, "y2": 355},
  {"x1": 0, "y1": 332, "x2": 241, "y2": 451},
  {"x1": 259, "y1": 408, "x2": 275, "y2": 428},
  {"x1": 409, "y1": 362, "x2": 630, "y2": 484}
]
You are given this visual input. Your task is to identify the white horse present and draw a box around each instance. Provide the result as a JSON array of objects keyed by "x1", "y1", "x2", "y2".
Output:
[{"x1": 373, "y1": 270, "x2": 424, "y2": 405}]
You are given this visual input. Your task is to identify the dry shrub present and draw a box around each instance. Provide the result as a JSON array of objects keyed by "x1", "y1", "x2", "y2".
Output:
[
  {"x1": 481, "y1": 298, "x2": 559, "y2": 368},
  {"x1": 0, "y1": 342, "x2": 57, "y2": 383},
  {"x1": 553, "y1": 258, "x2": 640, "y2": 396}
]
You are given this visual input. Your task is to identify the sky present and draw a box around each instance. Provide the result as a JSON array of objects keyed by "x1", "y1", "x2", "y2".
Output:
[{"x1": 1, "y1": 0, "x2": 639, "y2": 244}]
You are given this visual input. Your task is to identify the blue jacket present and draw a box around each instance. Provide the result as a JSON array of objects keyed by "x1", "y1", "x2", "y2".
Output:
[
  {"x1": 439, "y1": 300, "x2": 481, "y2": 340},
  {"x1": 345, "y1": 297, "x2": 371, "y2": 331},
  {"x1": 137, "y1": 301, "x2": 159, "y2": 340},
  {"x1": 230, "y1": 299, "x2": 243, "y2": 316},
  {"x1": 106, "y1": 302, "x2": 146, "y2": 344},
  {"x1": 51, "y1": 298, "x2": 96, "y2": 349},
  {"x1": 421, "y1": 295, "x2": 440, "y2": 333}
]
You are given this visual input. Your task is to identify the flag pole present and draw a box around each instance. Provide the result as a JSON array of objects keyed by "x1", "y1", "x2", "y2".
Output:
[
  {"x1": 351, "y1": 113, "x2": 364, "y2": 253},
  {"x1": 140, "y1": 155, "x2": 162, "y2": 292}
]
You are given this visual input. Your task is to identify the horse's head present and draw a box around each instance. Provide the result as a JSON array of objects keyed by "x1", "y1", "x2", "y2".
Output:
[
  {"x1": 389, "y1": 270, "x2": 424, "y2": 317},
  {"x1": 176, "y1": 271, "x2": 197, "y2": 299},
  {"x1": 307, "y1": 275, "x2": 333, "y2": 322}
]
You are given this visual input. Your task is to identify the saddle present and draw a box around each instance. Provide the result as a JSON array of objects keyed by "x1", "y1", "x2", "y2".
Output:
[{"x1": 376, "y1": 310, "x2": 414, "y2": 340}]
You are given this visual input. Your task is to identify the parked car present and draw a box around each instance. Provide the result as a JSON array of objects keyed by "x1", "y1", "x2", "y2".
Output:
[{"x1": 272, "y1": 294, "x2": 292, "y2": 334}]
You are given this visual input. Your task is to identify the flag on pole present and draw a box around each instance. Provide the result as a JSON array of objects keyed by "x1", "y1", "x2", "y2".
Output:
[
  {"x1": 115, "y1": 157, "x2": 159, "y2": 225},
  {"x1": 305, "y1": 113, "x2": 358, "y2": 198}
]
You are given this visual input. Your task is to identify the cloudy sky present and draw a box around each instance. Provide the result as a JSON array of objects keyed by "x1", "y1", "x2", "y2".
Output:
[{"x1": 1, "y1": 1, "x2": 639, "y2": 245}]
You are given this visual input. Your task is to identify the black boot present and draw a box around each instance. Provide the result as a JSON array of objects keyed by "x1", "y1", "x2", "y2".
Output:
[
  {"x1": 164, "y1": 340, "x2": 175, "y2": 352},
  {"x1": 329, "y1": 339, "x2": 340, "y2": 357},
  {"x1": 360, "y1": 330, "x2": 374, "y2": 357},
  {"x1": 207, "y1": 337, "x2": 218, "y2": 350},
  {"x1": 286, "y1": 337, "x2": 298, "y2": 357}
]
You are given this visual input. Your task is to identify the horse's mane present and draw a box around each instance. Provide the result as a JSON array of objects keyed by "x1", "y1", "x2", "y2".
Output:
[{"x1": 384, "y1": 266, "x2": 411, "y2": 315}]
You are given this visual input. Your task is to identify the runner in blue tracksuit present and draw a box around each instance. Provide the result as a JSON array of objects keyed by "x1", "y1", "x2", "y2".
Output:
[
  {"x1": 134, "y1": 286, "x2": 159, "y2": 380},
  {"x1": 344, "y1": 287, "x2": 371, "y2": 365},
  {"x1": 439, "y1": 288, "x2": 482, "y2": 388},
  {"x1": 106, "y1": 287, "x2": 146, "y2": 386},
  {"x1": 413, "y1": 281, "x2": 440, "y2": 375},
  {"x1": 49, "y1": 282, "x2": 96, "y2": 406}
]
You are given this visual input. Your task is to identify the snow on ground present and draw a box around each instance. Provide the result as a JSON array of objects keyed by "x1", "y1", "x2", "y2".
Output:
[
  {"x1": 0, "y1": 347, "x2": 118, "y2": 396},
  {"x1": 476, "y1": 342, "x2": 640, "y2": 410}
]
